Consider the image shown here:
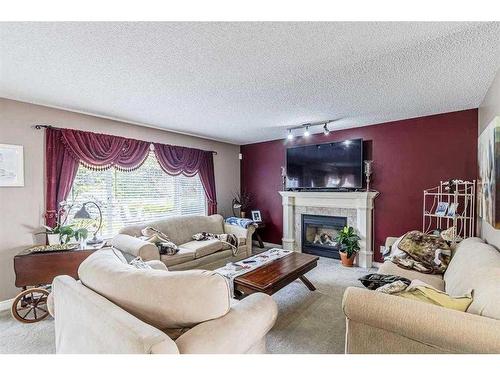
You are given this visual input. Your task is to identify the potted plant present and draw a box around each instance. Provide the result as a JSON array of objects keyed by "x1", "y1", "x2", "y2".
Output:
[
  {"x1": 39, "y1": 224, "x2": 88, "y2": 245},
  {"x1": 335, "y1": 226, "x2": 360, "y2": 267},
  {"x1": 232, "y1": 191, "x2": 254, "y2": 218}
]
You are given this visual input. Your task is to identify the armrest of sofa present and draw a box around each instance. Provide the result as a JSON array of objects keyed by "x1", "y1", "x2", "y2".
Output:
[
  {"x1": 111, "y1": 234, "x2": 160, "y2": 261},
  {"x1": 342, "y1": 287, "x2": 500, "y2": 353},
  {"x1": 224, "y1": 223, "x2": 256, "y2": 255},
  {"x1": 175, "y1": 293, "x2": 278, "y2": 354}
]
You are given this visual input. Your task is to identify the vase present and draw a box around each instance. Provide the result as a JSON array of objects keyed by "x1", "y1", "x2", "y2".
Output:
[
  {"x1": 340, "y1": 252, "x2": 355, "y2": 267},
  {"x1": 47, "y1": 233, "x2": 60, "y2": 245}
]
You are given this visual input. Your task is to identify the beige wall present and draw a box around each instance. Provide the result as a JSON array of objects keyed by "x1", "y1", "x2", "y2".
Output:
[
  {"x1": 479, "y1": 68, "x2": 500, "y2": 248},
  {"x1": 0, "y1": 98, "x2": 240, "y2": 301}
]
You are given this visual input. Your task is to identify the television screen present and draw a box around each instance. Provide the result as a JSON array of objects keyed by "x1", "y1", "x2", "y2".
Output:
[{"x1": 286, "y1": 139, "x2": 363, "y2": 189}]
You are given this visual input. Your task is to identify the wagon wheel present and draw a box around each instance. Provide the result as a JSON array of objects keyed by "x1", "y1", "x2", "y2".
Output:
[{"x1": 11, "y1": 288, "x2": 50, "y2": 323}]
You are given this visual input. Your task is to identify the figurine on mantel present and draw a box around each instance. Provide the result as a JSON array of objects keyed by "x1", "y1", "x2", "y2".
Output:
[{"x1": 364, "y1": 160, "x2": 373, "y2": 191}]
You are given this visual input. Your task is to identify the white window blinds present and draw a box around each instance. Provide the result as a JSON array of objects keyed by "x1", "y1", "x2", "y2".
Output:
[{"x1": 67, "y1": 151, "x2": 207, "y2": 238}]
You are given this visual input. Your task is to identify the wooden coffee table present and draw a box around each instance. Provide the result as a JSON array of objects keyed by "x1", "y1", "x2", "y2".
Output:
[{"x1": 233, "y1": 252, "x2": 319, "y2": 299}]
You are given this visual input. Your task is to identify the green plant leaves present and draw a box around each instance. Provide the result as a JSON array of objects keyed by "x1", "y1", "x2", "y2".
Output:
[{"x1": 335, "y1": 225, "x2": 360, "y2": 258}]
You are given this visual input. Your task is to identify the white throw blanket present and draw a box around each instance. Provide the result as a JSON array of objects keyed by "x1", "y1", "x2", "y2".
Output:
[{"x1": 214, "y1": 248, "x2": 292, "y2": 296}]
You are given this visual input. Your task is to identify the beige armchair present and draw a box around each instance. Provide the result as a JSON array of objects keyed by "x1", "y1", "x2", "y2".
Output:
[{"x1": 51, "y1": 249, "x2": 277, "y2": 354}]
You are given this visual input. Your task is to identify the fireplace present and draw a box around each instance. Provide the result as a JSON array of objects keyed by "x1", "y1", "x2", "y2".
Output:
[{"x1": 301, "y1": 214, "x2": 347, "y2": 259}]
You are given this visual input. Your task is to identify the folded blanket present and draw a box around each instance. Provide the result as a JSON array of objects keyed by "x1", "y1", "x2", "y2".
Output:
[
  {"x1": 391, "y1": 230, "x2": 451, "y2": 274},
  {"x1": 193, "y1": 232, "x2": 239, "y2": 256},
  {"x1": 224, "y1": 217, "x2": 256, "y2": 228}
]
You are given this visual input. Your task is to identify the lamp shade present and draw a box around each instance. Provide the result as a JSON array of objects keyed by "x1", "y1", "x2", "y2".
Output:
[{"x1": 74, "y1": 205, "x2": 92, "y2": 219}]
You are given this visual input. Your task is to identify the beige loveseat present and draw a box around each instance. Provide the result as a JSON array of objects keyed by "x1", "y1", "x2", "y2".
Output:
[
  {"x1": 112, "y1": 214, "x2": 255, "y2": 270},
  {"x1": 343, "y1": 237, "x2": 500, "y2": 353},
  {"x1": 50, "y1": 249, "x2": 277, "y2": 354}
]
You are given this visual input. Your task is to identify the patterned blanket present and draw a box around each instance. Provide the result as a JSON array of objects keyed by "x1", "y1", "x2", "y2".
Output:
[
  {"x1": 193, "y1": 232, "x2": 239, "y2": 256},
  {"x1": 224, "y1": 216, "x2": 256, "y2": 228},
  {"x1": 391, "y1": 231, "x2": 452, "y2": 274}
]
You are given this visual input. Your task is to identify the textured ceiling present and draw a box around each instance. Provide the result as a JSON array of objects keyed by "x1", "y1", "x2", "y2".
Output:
[{"x1": 1, "y1": 22, "x2": 500, "y2": 144}]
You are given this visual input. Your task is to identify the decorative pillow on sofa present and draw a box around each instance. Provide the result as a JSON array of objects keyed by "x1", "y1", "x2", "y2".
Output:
[
  {"x1": 396, "y1": 280, "x2": 473, "y2": 312},
  {"x1": 140, "y1": 226, "x2": 178, "y2": 255}
]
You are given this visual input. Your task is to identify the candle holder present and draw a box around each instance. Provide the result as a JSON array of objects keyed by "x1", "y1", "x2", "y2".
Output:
[{"x1": 364, "y1": 160, "x2": 373, "y2": 191}]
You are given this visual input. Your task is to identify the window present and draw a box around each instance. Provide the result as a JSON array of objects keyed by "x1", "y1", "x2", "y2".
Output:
[{"x1": 67, "y1": 152, "x2": 207, "y2": 238}]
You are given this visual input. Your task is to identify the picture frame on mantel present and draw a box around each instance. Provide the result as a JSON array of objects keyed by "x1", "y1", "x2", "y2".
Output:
[{"x1": 0, "y1": 143, "x2": 24, "y2": 187}]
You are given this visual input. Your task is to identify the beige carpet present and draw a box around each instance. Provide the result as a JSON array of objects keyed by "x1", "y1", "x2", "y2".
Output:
[{"x1": 0, "y1": 255, "x2": 373, "y2": 354}]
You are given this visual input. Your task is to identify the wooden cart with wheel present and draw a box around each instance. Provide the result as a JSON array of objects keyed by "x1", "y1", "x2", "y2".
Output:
[{"x1": 12, "y1": 247, "x2": 97, "y2": 323}]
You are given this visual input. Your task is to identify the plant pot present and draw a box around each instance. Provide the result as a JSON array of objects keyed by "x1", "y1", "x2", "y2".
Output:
[
  {"x1": 240, "y1": 211, "x2": 247, "y2": 218},
  {"x1": 340, "y1": 252, "x2": 355, "y2": 267},
  {"x1": 47, "y1": 233, "x2": 60, "y2": 245}
]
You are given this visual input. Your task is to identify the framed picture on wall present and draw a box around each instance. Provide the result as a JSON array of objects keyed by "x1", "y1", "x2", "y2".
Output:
[
  {"x1": 479, "y1": 117, "x2": 500, "y2": 228},
  {"x1": 0, "y1": 144, "x2": 24, "y2": 187}
]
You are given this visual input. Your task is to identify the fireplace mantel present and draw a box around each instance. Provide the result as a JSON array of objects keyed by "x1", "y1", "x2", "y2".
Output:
[{"x1": 279, "y1": 191, "x2": 379, "y2": 268}]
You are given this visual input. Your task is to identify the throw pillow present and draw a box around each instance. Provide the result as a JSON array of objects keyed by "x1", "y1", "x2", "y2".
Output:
[
  {"x1": 396, "y1": 280, "x2": 473, "y2": 312},
  {"x1": 129, "y1": 256, "x2": 153, "y2": 270}
]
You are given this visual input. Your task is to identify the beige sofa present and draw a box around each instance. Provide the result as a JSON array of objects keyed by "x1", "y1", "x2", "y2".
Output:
[
  {"x1": 343, "y1": 237, "x2": 500, "y2": 353},
  {"x1": 112, "y1": 214, "x2": 255, "y2": 270},
  {"x1": 50, "y1": 249, "x2": 277, "y2": 354}
]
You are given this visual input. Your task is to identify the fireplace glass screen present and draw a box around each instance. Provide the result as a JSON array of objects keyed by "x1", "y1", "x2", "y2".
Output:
[{"x1": 301, "y1": 214, "x2": 347, "y2": 259}]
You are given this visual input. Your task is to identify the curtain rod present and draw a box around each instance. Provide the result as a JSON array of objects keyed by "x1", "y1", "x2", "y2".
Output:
[{"x1": 32, "y1": 124, "x2": 218, "y2": 155}]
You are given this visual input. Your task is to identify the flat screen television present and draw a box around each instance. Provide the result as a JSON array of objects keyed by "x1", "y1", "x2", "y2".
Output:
[{"x1": 286, "y1": 138, "x2": 363, "y2": 190}]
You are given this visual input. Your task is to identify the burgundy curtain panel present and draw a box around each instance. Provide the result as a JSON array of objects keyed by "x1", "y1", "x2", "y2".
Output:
[
  {"x1": 153, "y1": 143, "x2": 217, "y2": 214},
  {"x1": 45, "y1": 128, "x2": 79, "y2": 227},
  {"x1": 45, "y1": 127, "x2": 218, "y2": 226}
]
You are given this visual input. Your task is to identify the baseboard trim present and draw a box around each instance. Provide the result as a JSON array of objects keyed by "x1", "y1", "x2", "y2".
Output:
[
  {"x1": 252, "y1": 240, "x2": 282, "y2": 249},
  {"x1": 0, "y1": 298, "x2": 14, "y2": 312}
]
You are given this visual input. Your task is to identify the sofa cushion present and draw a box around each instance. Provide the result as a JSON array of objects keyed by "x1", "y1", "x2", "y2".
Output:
[
  {"x1": 119, "y1": 214, "x2": 225, "y2": 246},
  {"x1": 160, "y1": 248, "x2": 196, "y2": 267},
  {"x1": 444, "y1": 237, "x2": 492, "y2": 295},
  {"x1": 444, "y1": 237, "x2": 500, "y2": 319},
  {"x1": 180, "y1": 239, "x2": 224, "y2": 258},
  {"x1": 78, "y1": 249, "x2": 231, "y2": 329},
  {"x1": 378, "y1": 261, "x2": 445, "y2": 291}
]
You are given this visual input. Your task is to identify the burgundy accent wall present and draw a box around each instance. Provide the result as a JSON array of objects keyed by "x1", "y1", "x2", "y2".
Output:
[{"x1": 241, "y1": 109, "x2": 478, "y2": 262}]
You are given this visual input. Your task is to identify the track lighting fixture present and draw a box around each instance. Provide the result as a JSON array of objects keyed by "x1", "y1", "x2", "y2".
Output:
[{"x1": 285, "y1": 119, "x2": 336, "y2": 139}]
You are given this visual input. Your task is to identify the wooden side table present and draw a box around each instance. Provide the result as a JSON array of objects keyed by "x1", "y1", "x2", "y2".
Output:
[
  {"x1": 12, "y1": 246, "x2": 102, "y2": 323},
  {"x1": 253, "y1": 222, "x2": 266, "y2": 248}
]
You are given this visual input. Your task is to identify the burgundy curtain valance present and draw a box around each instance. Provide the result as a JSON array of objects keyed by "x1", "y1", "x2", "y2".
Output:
[
  {"x1": 61, "y1": 128, "x2": 151, "y2": 171},
  {"x1": 154, "y1": 143, "x2": 217, "y2": 214},
  {"x1": 45, "y1": 127, "x2": 217, "y2": 226}
]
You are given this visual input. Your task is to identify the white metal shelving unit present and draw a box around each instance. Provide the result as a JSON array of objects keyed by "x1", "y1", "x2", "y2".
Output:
[{"x1": 423, "y1": 180, "x2": 475, "y2": 244}]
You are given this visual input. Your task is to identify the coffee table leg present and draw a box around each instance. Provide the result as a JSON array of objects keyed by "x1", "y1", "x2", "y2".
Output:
[{"x1": 299, "y1": 275, "x2": 316, "y2": 291}]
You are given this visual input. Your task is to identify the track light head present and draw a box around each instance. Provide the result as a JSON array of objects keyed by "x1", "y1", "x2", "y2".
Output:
[
  {"x1": 287, "y1": 129, "x2": 294, "y2": 140},
  {"x1": 304, "y1": 126, "x2": 310, "y2": 137},
  {"x1": 323, "y1": 123, "x2": 330, "y2": 135}
]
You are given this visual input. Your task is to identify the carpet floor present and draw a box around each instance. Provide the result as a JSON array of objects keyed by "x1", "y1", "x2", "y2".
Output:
[{"x1": 0, "y1": 255, "x2": 373, "y2": 354}]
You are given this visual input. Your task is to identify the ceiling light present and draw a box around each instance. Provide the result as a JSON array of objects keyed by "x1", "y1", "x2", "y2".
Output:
[
  {"x1": 304, "y1": 126, "x2": 310, "y2": 137},
  {"x1": 287, "y1": 129, "x2": 294, "y2": 140},
  {"x1": 323, "y1": 123, "x2": 330, "y2": 135}
]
